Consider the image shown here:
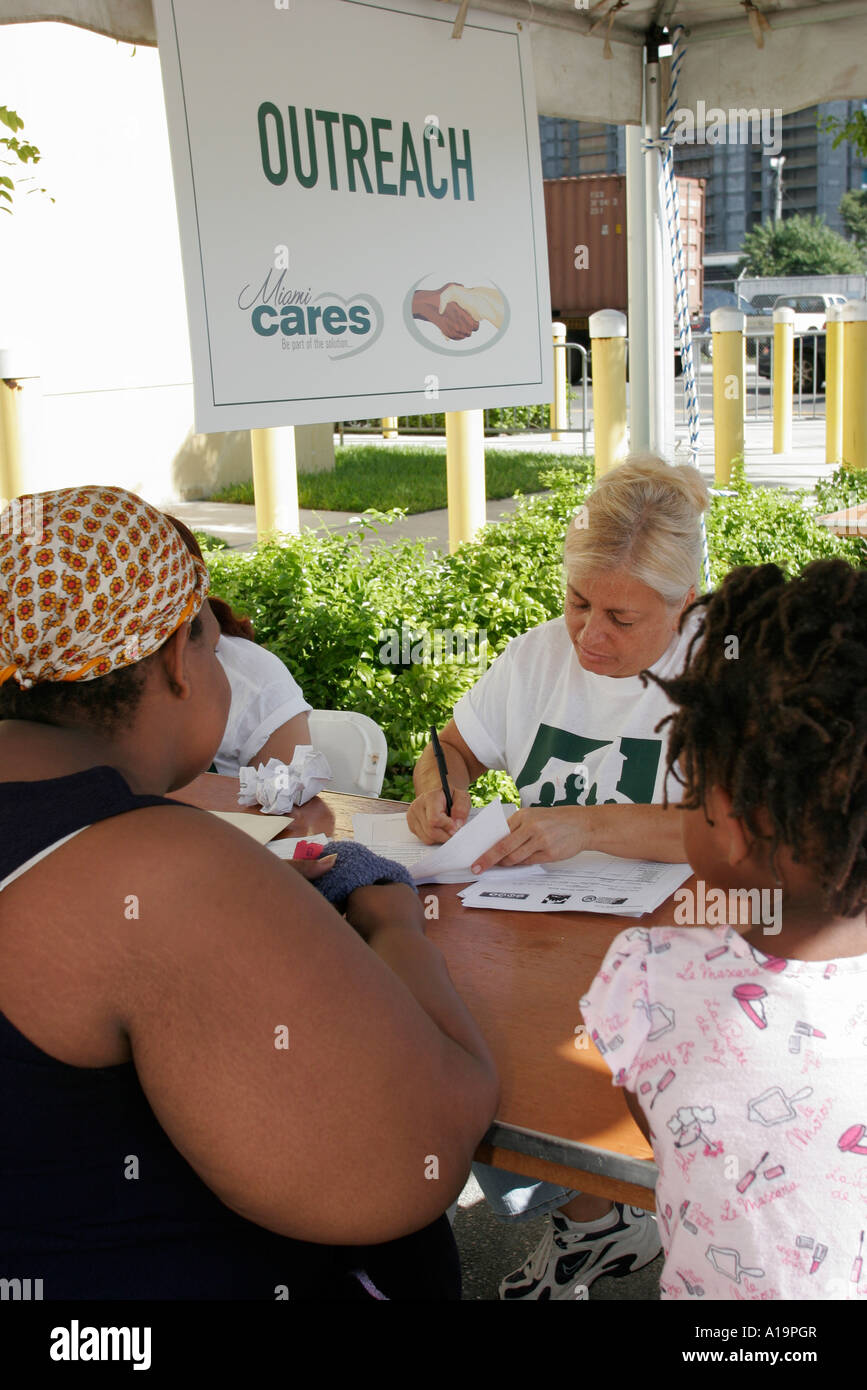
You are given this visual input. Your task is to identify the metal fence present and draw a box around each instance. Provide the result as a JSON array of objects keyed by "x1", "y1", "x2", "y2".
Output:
[
  {"x1": 675, "y1": 329, "x2": 826, "y2": 425},
  {"x1": 337, "y1": 341, "x2": 593, "y2": 453},
  {"x1": 337, "y1": 328, "x2": 827, "y2": 451}
]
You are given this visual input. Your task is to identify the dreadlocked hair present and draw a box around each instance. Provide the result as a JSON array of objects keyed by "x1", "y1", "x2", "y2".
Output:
[{"x1": 646, "y1": 558, "x2": 867, "y2": 918}]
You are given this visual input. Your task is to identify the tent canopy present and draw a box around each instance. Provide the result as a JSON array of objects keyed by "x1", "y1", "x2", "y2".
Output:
[{"x1": 2, "y1": 1, "x2": 866, "y2": 121}]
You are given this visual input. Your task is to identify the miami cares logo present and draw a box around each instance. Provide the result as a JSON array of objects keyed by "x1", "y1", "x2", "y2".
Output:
[{"x1": 237, "y1": 269, "x2": 383, "y2": 359}]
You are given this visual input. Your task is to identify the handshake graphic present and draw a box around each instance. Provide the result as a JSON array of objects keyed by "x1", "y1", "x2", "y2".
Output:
[{"x1": 412, "y1": 281, "x2": 505, "y2": 342}]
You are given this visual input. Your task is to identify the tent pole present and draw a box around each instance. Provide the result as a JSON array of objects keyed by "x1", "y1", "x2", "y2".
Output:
[
  {"x1": 625, "y1": 124, "x2": 649, "y2": 454},
  {"x1": 643, "y1": 36, "x2": 675, "y2": 462}
]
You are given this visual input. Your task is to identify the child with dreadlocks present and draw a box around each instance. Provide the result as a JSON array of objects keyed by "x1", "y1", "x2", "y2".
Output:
[{"x1": 580, "y1": 558, "x2": 867, "y2": 1300}]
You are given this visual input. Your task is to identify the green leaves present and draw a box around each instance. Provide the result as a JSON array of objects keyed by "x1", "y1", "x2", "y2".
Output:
[
  {"x1": 819, "y1": 109, "x2": 867, "y2": 160},
  {"x1": 705, "y1": 465, "x2": 863, "y2": 586},
  {"x1": 737, "y1": 213, "x2": 865, "y2": 276},
  {"x1": 0, "y1": 107, "x2": 24, "y2": 135},
  {"x1": 0, "y1": 104, "x2": 52, "y2": 213},
  {"x1": 839, "y1": 190, "x2": 867, "y2": 255}
]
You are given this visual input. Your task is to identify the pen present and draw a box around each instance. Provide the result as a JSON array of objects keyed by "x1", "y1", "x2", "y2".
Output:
[{"x1": 430, "y1": 725, "x2": 453, "y2": 818}]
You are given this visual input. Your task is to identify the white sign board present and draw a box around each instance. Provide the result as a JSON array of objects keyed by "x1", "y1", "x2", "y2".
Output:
[{"x1": 153, "y1": 0, "x2": 551, "y2": 430}]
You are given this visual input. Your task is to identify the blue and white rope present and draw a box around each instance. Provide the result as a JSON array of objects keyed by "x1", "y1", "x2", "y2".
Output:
[{"x1": 642, "y1": 25, "x2": 712, "y2": 591}]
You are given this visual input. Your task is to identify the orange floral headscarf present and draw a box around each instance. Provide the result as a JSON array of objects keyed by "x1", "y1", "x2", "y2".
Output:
[{"x1": 0, "y1": 486, "x2": 210, "y2": 690}]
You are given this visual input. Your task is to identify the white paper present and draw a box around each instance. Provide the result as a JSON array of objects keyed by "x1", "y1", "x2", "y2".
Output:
[
  {"x1": 351, "y1": 811, "x2": 424, "y2": 847},
  {"x1": 458, "y1": 853, "x2": 692, "y2": 916},
  {"x1": 237, "y1": 748, "x2": 332, "y2": 814},
  {"x1": 351, "y1": 800, "x2": 544, "y2": 885},
  {"x1": 209, "y1": 810, "x2": 294, "y2": 844}
]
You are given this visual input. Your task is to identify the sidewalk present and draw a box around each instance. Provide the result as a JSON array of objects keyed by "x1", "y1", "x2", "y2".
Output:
[{"x1": 171, "y1": 422, "x2": 839, "y2": 553}]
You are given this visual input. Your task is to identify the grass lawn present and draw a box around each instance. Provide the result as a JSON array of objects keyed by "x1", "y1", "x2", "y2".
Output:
[{"x1": 211, "y1": 445, "x2": 591, "y2": 514}]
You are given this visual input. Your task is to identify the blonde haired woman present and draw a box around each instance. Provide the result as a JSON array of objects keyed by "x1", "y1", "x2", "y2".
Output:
[{"x1": 407, "y1": 453, "x2": 711, "y2": 1299}]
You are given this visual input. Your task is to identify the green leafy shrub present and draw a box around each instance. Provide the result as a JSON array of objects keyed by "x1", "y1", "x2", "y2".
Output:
[
  {"x1": 201, "y1": 462, "x2": 863, "y2": 802},
  {"x1": 813, "y1": 465, "x2": 867, "y2": 515},
  {"x1": 706, "y1": 463, "x2": 864, "y2": 582}
]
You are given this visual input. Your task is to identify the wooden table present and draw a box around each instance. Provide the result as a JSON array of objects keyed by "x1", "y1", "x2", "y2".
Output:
[
  {"x1": 170, "y1": 773, "x2": 685, "y2": 1211},
  {"x1": 816, "y1": 503, "x2": 867, "y2": 538}
]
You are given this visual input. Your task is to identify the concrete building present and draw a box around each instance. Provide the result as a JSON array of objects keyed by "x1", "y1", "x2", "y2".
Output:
[{"x1": 539, "y1": 101, "x2": 867, "y2": 274}]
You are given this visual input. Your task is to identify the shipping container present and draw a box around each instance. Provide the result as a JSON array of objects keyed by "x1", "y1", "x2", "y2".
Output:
[{"x1": 544, "y1": 173, "x2": 705, "y2": 338}]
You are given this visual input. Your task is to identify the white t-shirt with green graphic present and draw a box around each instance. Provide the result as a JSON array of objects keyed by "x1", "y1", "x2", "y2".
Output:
[{"x1": 453, "y1": 612, "x2": 702, "y2": 808}]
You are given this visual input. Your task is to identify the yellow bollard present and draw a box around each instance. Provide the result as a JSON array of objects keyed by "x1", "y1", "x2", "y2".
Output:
[
  {"x1": 0, "y1": 381, "x2": 25, "y2": 506},
  {"x1": 710, "y1": 307, "x2": 745, "y2": 484},
  {"x1": 589, "y1": 310, "x2": 627, "y2": 478},
  {"x1": 250, "y1": 427, "x2": 300, "y2": 543},
  {"x1": 841, "y1": 300, "x2": 867, "y2": 470},
  {"x1": 382, "y1": 418, "x2": 399, "y2": 439},
  {"x1": 825, "y1": 306, "x2": 844, "y2": 466},
  {"x1": 772, "y1": 306, "x2": 794, "y2": 456},
  {"x1": 0, "y1": 349, "x2": 38, "y2": 505},
  {"x1": 551, "y1": 322, "x2": 568, "y2": 442},
  {"x1": 444, "y1": 410, "x2": 486, "y2": 552}
]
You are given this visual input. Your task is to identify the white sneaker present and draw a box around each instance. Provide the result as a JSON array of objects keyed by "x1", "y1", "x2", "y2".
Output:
[{"x1": 499, "y1": 1204, "x2": 661, "y2": 1301}]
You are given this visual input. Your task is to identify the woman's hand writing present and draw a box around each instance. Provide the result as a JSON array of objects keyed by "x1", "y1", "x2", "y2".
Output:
[{"x1": 407, "y1": 786, "x2": 472, "y2": 845}]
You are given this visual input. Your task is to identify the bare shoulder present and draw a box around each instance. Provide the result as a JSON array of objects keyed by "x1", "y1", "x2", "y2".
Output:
[{"x1": 1, "y1": 801, "x2": 494, "y2": 1244}]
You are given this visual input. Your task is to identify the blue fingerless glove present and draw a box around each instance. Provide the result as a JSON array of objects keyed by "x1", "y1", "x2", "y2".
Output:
[{"x1": 313, "y1": 840, "x2": 418, "y2": 912}]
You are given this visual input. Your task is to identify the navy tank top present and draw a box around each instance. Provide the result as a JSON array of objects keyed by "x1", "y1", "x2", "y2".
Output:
[{"x1": 0, "y1": 767, "x2": 459, "y2": 1300}]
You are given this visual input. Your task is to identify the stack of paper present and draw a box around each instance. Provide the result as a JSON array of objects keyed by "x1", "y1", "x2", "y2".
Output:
[{"x1": 458, "y1": 852, "x2": 692, "y2": 916}]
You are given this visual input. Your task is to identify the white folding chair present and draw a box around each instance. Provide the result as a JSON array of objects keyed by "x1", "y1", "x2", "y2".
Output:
[{"x1": 307, "y1": 710, "x2": 388, "y2": 798}]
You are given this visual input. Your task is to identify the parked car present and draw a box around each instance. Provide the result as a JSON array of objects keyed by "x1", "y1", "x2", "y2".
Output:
[
  {"x1": 749, "y1": 293, "x2": 779, "y2": 313},
  {"x1": 757, "y1": 330, "x2": 826, "y2": 392},
  {"x1": 772, "y1": 293, "x2": 847, "y2": 333}
]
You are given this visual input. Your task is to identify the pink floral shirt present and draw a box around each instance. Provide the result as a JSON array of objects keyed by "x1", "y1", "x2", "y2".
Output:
[{"x1": 580, "y1": 924, "x2": 867, "y2": 1300}]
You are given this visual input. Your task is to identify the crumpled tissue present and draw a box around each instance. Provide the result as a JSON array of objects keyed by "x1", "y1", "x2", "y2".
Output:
[{"x1": 237, "y1": 748, "x2": 332, "y2": 814}]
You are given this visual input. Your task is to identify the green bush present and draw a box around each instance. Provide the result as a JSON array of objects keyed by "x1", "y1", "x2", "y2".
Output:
[
  {"x1": 813, "y1": 465, "x2": 867, "y2": 515},
  {"x1": 202, "y1": 462, "x2": 863, "y2": 802},
  {"x1": 705, "y1": 462, "x2": 864, "y2": 583}
]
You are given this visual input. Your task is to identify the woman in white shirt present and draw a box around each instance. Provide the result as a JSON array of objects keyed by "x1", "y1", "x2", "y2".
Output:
[
  {"x1": 212, "y1": 630, "x2": 311, "y2": 775},
  {"x1": 167, "y1": 519, "x2": 311, "y2": 774},
  {"x1": 406, "y1": 454, "x2": 711, "y2": 1301}
]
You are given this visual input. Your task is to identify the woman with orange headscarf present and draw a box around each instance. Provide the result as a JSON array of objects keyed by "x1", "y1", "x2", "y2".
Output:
[{"x1": 0, "y1": 485, "x2": 497, "y2": 1300}]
